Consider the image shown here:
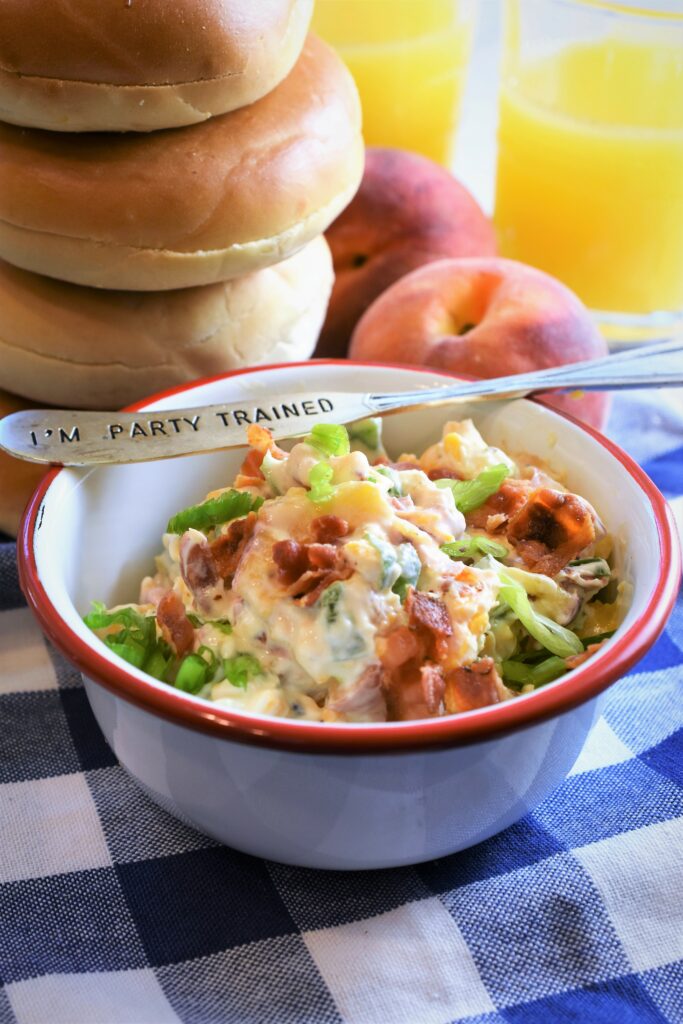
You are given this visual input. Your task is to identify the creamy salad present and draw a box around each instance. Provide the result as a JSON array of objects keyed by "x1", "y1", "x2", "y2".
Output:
[{"x1": 85, "y1": 418, "x2": 625, "y2": 722}]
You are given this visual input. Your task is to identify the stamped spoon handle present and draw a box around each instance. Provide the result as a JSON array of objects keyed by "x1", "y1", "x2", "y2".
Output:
[{"x1": 1, "y1": 336, "x2": 682, "y2": 467}]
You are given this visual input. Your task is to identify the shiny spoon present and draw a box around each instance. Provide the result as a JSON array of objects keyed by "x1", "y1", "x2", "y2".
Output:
[{"x1": 1, "y1": 336, "x2": 682, "y2": 467}]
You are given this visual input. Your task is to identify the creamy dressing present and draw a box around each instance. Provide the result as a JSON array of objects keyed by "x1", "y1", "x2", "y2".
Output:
[{"x1": 99, "y1": 418, "x2": 624, "y2": 724}]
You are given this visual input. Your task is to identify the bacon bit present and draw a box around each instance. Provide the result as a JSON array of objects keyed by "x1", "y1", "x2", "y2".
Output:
[
  {"x1": 311, "y1": 515, "x2": 350, "y2": 543},
  {"x1": 272, "y1": 540, "x2": 310, "y2": 585},
  {"x1": 508, "y1": 488, "x2": 595, "y2": 576},
  {"x1": 427, "y1": 468, "x2": 462, "y2": 481},
  {"x1": 237, "y1": 447, "x2": 265, "y2": 482},
  {"x1": 444, "y1": 657, "x2": 506, "y2": 713},
  {"x1": 272, "y1": 538, "x2": 352, "y2": 603},
  {"x1": 383, "y1": 661, "x2": 445, "y2": 721},
  {"x1": 246, "y1": 424, "x2": 277, "y2": 454},
  {"x1": 377, "y1": 626, "x2": 421, "y2": 669},
  {"x1": 297, "y1": 567, "x2": 353, "y2": 607},
  {"x1": 235, "y1": 425, "x2": 287, "y2": 487},
  {"x1": 182, "y1": 533, "x2": 219, "y2": 593},
  {"x1": 210, "y1": 512, "x2": 257, "y2": 584},
  {"x1": 306, "y1": 544, "x2": 337, "y2": 570},
  {"x1": 156, "y1": 590, "x2": 194, "y2": 656},
  {"x1": 406, "y1": 589, "x2": 453, "y2": 662},
  {"x1": 465, "y1": 479, "x2": 533, "y2": 531},
  {"x1": 565, "y1": 641, "x2": 604, "y2": 670},
  {"x1": 328, "y1": 664, "x2": 387, "y2": 720}
]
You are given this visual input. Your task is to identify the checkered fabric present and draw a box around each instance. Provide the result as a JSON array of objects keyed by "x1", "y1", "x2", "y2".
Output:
[{"x1": 0, "y1": 393, "x2": 682, "y2": 1024}]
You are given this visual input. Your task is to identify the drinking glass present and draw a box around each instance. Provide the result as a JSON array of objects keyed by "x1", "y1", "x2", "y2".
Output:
[
  {"x1": 494, "y1": 0, "x2": 683, "y2": 344},
  {"x1": 312, "y1": 0, "x2": 478, "y2": 167}
]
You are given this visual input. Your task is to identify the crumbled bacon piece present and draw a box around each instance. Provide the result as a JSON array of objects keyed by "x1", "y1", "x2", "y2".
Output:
[
  {"x1": 235, "y1": 425, "x2": 286, "y2": 488},
  {"x1": 246, "y1": 424, "x2": 277, "y2": 454},
  {"x1": 465, "y1": 479, "x2": 533, "y2": 532},
  {"x1": 406, "y1": 589, "x2": 453, "y2": 662},
  {"x1": 444, "y1": 657, "x2": 507, "y2": 713},
  {"x1": 328, "y1": 664, "x2": 387, "y2": 720},
  {"x1": 507, "y1": 488, "x2": 595, "y2": 576},
  {"x1": 376, "y1": 626, "x2": 421, "y2": 670},
  {"x1": 180, "y1": 514, "x2": 256, "y2": 601},
  {"x1": 383, "y1": 661, "x2": 445, "y2": 721},
  {"x1": 565, "y1": 641, "x2": 604, "y2": 670},
  {"x1": 311, "y1": 515, "x2": 350, "y2": 543},
  {"x1": 181, "y1": 533, "x2": 219, "y2": 593},
  {"x1": 210, "y1": 512, "x2": 257, "y2": 584},
  {"x1": 156, "y1": 590, "x2": 194, "y2": 656},
  {"x1": 297, "y1": 567, "x2": 353, "y2": 607},
  {"x1": 272, "y1": 540, "x2": 310, "y2": 585},
  {"x1": 306, "y1": 543, "x2": 338, "y2": 570},
  {"x1": 236, "y1": 448, "x2": 265, "y2": 482},
  {"x1": 272, "y1": 538, "x2": 351, "y2": 604},
  {"x1": 427, "y1": 468, "x2": 462, "y2": 481}
]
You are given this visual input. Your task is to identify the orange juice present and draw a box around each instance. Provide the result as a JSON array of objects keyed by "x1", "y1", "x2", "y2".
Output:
[
  {"x1": 312, "y1": 1, "x2": 474, "y2": 165},
  {"x1": 495, "y1": 38, "x2": 683, "y2": 318}
]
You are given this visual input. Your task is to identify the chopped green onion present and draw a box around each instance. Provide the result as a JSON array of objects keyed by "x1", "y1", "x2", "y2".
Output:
[
  {"x1": 85, "y1": 601, "x2": 178, "y2": 681},
  {"x1": 166, "y1": 489, "x2": 263, "y2": 535},
  {"x1": 308, "y1": 423, "x2": 350, "y2": 458},
  {"x1": 392, "y1": 543, "x2": 421, "y2": 602},
  {"x1": 107, "y1": 640, "x2": 147, "y2": 669},
  {"x1": 348, "y1": 418, "x2": 381, "y2": 451},
  {"x1": 144, "y1": 648, "x2": 170, "y2": 681},
  {"x1": 436, "y1": 464, "x2": 509, "y2": 513},
  {"x1": 482, "y1": 558, "x2": 583, "y2": 658},
  {"x1": 442, "y1": 535, "x2": 509, "y2": 561},
  {"x1": 319, "y1": 582, "x2": 343, "y2": 624},
  {"x1": 366, "y1": 533, "x2": 401, "y2": 589},
  {"x1": 188, "y1": 614, "x2": 233, "y2": 634},
  {"x1": 568, "y1": 558, "x2": 610, "y2": 575},
  {"x1": 84, "y1": 602, "x2": 165, "y2": 668},
  {"x1": 175, "y1": 653, "x2": 209, "y2": 694},
  {"x1": 223, "y1": 653, "x2": 263, "y2": 689},
  {"x1": 197, "y1": 645, "x2": 219, "y2": 674},
  {"x1": 502, "y1": 655, "x2": 568, "y2": 688},
  {"x1": 307, "y1": 461, "x2": 335, "y2": 503},
  {"x1": 374, "y1": 465, "x2": 402, "y2": 497}
]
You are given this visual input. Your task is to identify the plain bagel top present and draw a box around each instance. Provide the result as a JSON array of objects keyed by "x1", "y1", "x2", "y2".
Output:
[
  {"x1": 0, "y1": 35, "x2": 364, "y2": 291},
  {"x1": 0, "y1": 0, "x2": 313, "y2": 131}
]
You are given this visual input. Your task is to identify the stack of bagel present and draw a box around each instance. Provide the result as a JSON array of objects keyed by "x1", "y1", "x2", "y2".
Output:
[{"x1": 0, "y1": 0, "x2": 364, "y2": 532}]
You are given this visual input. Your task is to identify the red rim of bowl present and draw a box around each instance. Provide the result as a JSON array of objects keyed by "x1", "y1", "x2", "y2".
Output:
[{"x1": 18, "y1": 360, "x2": 682, "y2": 754}]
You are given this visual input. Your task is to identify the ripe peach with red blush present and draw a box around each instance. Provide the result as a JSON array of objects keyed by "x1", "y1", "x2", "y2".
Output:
[
  {"x1": 316, "y1": 147, "x2": 496, "y2": 358},
  {"x1": 349, "y1": 257, "x2": 610, "y2": 430}
]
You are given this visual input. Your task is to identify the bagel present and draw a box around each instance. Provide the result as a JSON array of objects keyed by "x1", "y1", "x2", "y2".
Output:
[
  {"x1": 0, "y1": 389, "x2": 45, "y2": 537},
  {"x1": 0, "y1": 0, "x2": 313, "y2": 132},
  {"x1": 0, "y1": 236, "x2": 333, "y2": 410},
  {"x1": 0, "y1": 36, "x2": 363, "y2": 291}
]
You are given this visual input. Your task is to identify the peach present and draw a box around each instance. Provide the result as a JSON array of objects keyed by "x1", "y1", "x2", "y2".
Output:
[
  {"x1": 315, "y1": 147, "x2": 496, "y2": 358},
  {"x1": 349, "y1": 257, "x2": 609, "y2": 430}
]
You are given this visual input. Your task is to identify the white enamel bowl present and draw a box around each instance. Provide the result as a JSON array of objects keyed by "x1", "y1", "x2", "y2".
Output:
[{"x1": 19, "y1": 362, "x2": 680, "y2": 870}]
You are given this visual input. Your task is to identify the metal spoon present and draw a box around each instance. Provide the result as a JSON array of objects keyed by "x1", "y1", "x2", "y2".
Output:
[{"x1": 2, "y1": 336, "x2": 682, "y2": 467}]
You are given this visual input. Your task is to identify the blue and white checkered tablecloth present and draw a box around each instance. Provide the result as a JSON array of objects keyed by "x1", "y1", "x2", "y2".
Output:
[{"x1": 0, "y1": 393, "x2": 682, "y2": 1024}]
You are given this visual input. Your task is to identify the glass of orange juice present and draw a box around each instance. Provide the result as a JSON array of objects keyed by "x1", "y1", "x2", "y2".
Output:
[
  {"x1": 494, "y1": 0, "x2": 683, "y2": 344},
  {"x1": 312, "y1": 0, "x2": 478, "y2": 166}
]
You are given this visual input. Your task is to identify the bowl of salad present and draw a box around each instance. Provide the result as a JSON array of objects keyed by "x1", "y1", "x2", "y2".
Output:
[{"x1": 19, "y1": 361, "x2": 680, "y2": 869}]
